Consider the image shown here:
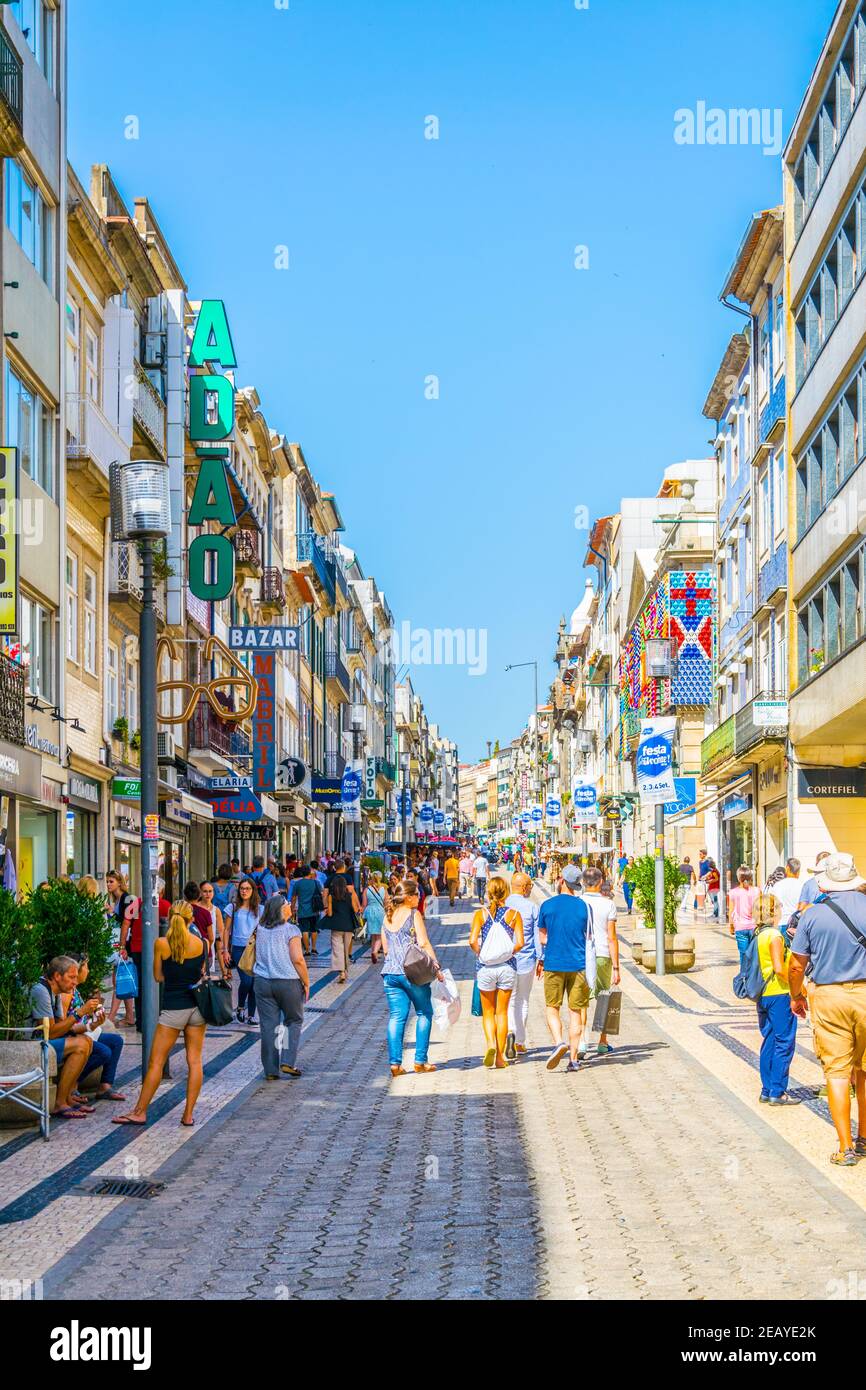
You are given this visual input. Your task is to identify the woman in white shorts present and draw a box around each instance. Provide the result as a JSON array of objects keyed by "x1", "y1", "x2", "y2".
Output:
[
  {"x1": 113, "y1": 902, "x2": 216, "y2": 1129},
  {"x1": 469, "y1": 876, "x2": 524, "y2": 1069}
]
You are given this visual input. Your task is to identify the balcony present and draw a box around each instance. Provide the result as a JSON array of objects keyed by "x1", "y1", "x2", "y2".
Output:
[
  {"x1": 324, "y1": 648, "x2": 351, "y2": 700},
  {"x1": 0, "y1": 649, "x2": 25, "y2": 746},
  {"x1": 757, "y1": 544, "x2": 787, "y2": 613},
  {"x1": 132, "y1": 361, "x2": 166, "y2": 456},
  {"x1": 66, "y1": 395, "x2": 126, "y2": 510},
  {"x1": 734, "y1": 691, "x2": 787, "y2": 762},
  {"x1": 188, "y1": 701, "x2": 251, "y2": 773},
  {"x1": 758, "y1": 375, "x2": 785, "y2": 446},
  {"x1": 324, "y1": 750, "x2": 346, "y2": 779},
  {"x1": 700, "y1": 714, "x2": 736, "y2": 779},
  {"x1": 296, "y1": 531, "x2": 336, "y2": 612},
  {"x1": 345, "y1": 636, "x2": 365, "y2": 674},
  {"x1": 109, "y1": 542, "x2": 144, "y2": 619},
  {"x1": 260, "y1": 567, "x2": 286, "y2": 615},
  {"x1": 0, "y1": 29, "x2": 22, "y2": 157},
  {"x1": 376, "y1": 756, "x2": 397, "y2": 784},
  {"x1": 233, "y1": 528, "x2": 261, "y2": 577}
]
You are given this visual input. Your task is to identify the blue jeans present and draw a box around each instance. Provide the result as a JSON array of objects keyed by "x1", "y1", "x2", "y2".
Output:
[
  {"x1": 757, "y1": 993, "x2": 797, "y2": 1099},
  {"x1": 734, "y1": 930, "x2": 754, "y2": 971},
  {"x1": 383, "y1": 974, "x2": 433, "y2": 1066},
  {"x1": 81, "y1": 1030, "x2": 123, "y2": 1087},
  {"x1": 623, "y1": 883, "x2": 633, "y2": 913},
  {"x1": 231, "y1": 944, "x2": 256, "y2": 1018}
]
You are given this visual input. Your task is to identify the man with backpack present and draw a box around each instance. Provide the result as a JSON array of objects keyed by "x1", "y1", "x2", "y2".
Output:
[
  {"x1": 250, "y1": 854, "x2": 278, "y2": 902},
  {"x1": 789, "y1": 853, "x2": 866, "y2": 1167}
]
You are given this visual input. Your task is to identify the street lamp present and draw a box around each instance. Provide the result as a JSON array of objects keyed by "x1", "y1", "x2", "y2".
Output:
[{"x1": 109, "y1": 459, "x2": 171, "y2": 1080}]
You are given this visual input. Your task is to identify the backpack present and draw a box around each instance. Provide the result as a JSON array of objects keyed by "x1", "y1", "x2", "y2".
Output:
[
  {"x1": 479, "y1": 910, "x2": 515, "y2": 967},
  {"x1": 251, "y1": 871, "x2": 271, "y2": 903},
  {"x1": 732, "y1": 929, "x2": 771, "y2": 1001},
  {"x1": 212, "y1": 882, "x2": 234, "y2": 914}
]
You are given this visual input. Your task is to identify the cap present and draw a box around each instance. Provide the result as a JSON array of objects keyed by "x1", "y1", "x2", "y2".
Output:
[{"x1": 562, "y1": 865, "x2": 582, "y2": 888}]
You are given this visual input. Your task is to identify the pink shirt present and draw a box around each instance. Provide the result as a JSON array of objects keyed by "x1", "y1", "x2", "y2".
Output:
[{"x1": 729, "y1": 885, "x2": 759, "y2": 931}]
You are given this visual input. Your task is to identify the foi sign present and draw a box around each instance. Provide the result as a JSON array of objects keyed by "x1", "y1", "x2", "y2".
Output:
[{"x1": 188, "y1": 300, "x2": 238, "y2": 602}]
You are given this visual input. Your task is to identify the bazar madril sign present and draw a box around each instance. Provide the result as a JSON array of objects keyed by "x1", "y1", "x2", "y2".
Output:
[{"x1": 187, "y1": 300, "x2": 239, "y2": 603}]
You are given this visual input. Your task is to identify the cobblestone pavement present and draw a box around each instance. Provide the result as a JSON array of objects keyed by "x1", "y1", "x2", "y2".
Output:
[{"x1": 4, "y1": 890, "x2": 863, "y2": 1301}]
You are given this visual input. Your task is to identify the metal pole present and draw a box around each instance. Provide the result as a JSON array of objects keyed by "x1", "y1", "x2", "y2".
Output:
[
  {"x1": 401, "y1": 767, "x2": 408, "y2": 864},
  {"x1": 139, "y1": 540, "x2": 159, "y2": 1080},
  {"x1": 654, "y1": 802, "x2": 666, "y2": 977}
]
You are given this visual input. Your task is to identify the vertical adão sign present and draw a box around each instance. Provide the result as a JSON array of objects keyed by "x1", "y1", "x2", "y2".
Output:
[{"x1": 187, "y1": 301, "x2": 238, "y2": 602}]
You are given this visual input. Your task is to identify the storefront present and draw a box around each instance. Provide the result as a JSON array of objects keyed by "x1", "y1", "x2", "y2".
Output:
[
  {"x1": 159, "y1": 802, "x2": 188, "y2": 904},
  {"x1": 112, "y1": 797, "x2": 141, "y2": 893},
  {"x1": 0, "y1": 740, "x2": 52, "y2": 892},
  {"x1": 757, "y1": 753, "x2": 787, "y2": 878},
  {"x1": 186, "y1": 794, "x2": 214, "y2": 883},
  {"x1": 720, "y1": 788, "x2": 754, "y2": 891},
  {"x1": 65, "y1": 772, "x2": 102, "y2": 878}
]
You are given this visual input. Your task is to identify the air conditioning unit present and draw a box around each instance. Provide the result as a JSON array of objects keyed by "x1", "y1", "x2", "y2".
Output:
[
  {"x1": 143, "y1": 333, "x2": 165, "y2": 368},
  {"x1": 161, "y1": 764, "x2": 178, "y2": 789},
  {"x1": 157, "y1": 731, "x2": 177, "y2": 764}
]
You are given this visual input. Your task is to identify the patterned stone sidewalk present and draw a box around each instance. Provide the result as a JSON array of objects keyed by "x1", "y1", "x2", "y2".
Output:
[{"x1": 20, "y1": 893, "x2": 866, "y2": 1301}]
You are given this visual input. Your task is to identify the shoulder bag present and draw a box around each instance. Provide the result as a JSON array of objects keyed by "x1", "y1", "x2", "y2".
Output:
[
  {"x1": 821, "y1": 898, "x2": 866, "y2": 951},
  {"x1": 402, "y1": 911, "x2": 438, "y2": 985},
  {"x1": 237, "y1": 931, "x2": 257, "y2": 974},
  {"x1": 192, "y1": 944, "x2": 234, "y2": 1026}
]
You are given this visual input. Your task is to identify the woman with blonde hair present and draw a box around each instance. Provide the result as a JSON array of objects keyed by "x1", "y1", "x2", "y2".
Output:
[
  {"x1": 469, "y1": 875, "x2": 524, "y2": 1069},
  {"x1": 380, "y1": 876, "x2": 442, "y2": 1076},
  {"x1": 77, "y1": 875, "x2": 100, "y2": 897},
  {"x1": 112, "y1": 902, "x2": 209, "y2": 1128},
  {"x1": 362, "y1": 869, "x2": 387, "y2": 965}
]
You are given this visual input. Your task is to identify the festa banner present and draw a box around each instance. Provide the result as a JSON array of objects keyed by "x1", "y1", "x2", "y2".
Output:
[
  {"x1": 572, "y1": 782, "x2": 598, "y2": 824},
  {"x1": 341, "y1": 763, "x2": 363, "y2": 822},
  {"x1": 545, "y1": 796, "x2": 561, "y2": 826},
  {"x1": 636, "y1": 717, "x2": 677, "y2": 804}
]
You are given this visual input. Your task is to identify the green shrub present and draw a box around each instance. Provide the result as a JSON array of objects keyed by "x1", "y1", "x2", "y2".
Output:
[
  {"x1": 0, "y1": 889, "x2": 40, "y2": 1029},
  {"x1": 626, "y1": 853, "x2": 682, "y2": 935},
  {"x1": 364, "y1": 854, "x2": 385, "y2": 877},
  {"x1": 25, "y1": 881, "x2": 114, "y2": 1000}
]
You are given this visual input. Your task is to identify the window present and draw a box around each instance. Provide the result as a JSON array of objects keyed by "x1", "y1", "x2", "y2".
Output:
[
  {"x1": 9, "y1": 1, "x2": 55, "y2": 86},
  {"x1": 759, "y1": 315, "x2": 770, "y2": 400},
  {"x1": 793, "y1": 7, "x2": 866, "y2": 234},
  {"x1": 759, "y1": 471, "x2": 771, "y2": 554},
  {"x1": 758, "y1": 623, "x2": 771, "y2": 694},
  {"x1": 21, "y1": 596, "x2": 54, "y2": 702},
  {"x1": 796, "y1": 541, "x2": 866, "y2": 687},
  {"x1": 107, "y1": 643, "x2": 119, "y2": 729},
  {"x1": 83, "y1": 568, "x2": 97, "y2": 674},
  {"x1": 125, "y1": 656, "x2": 138, "y2": 731},
  {"x1": 85, "y1": 328, "x2": 99, "y2": 403},
  {"x1": 65, "y1": 299, "x2": 80, "y2": 400},
  {"x1": 5, "y1": 161, "x2": 54, "y2": 289},
  {"x1": 5, "y1": 363, "x2": 54, "y2": 496},
  {"x1": 65, "y1": 553, "x2": 78, "y2": 661},
  {"x1": 773, "y1": 450, "x2": 786, "y2": 537},
  {"x1": 775, "y1": 613, "x2": 787, "y2": 694},
  {"x1": 772, "y1": 288, "x2": 785, "y2": 379}
]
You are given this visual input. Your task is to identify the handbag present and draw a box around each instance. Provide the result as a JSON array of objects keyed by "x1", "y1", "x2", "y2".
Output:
[
  {"x1": 471, "y1": 980, "x2": 483, "y2": 1016},
  {"x1": 403, "y1": 940, "x2": 438, "y2": 985},
  {"x1": 192, "y1": 973, "x2": 234, "y2": 1026},
  {"x1": 237, "y1": 932, "x2": 257, "y2": 974},
  {"x1": 115, "y1": 956, "x2": 139, "y2": 1000},
  {"x1": 591, "y1": 988, "x2": 622, "y2": 1036}
]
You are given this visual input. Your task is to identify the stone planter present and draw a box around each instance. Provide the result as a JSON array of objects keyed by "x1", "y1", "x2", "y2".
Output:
[
  {"x1": 0, "y1": 1040, "x2": 56, "y2": 1126},
  {"x1": 641, "y1": 933, "x2": 695, "y2": 974},
  {"x1": 631, "y1": 927, "x2": 654, "y2": 964}
]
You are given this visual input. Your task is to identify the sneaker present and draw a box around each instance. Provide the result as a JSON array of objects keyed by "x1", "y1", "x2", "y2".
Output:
[
  {"x1": 565, "y1": 1060, "x2": 581, "y2": 1073},
  {"x1": 546, "y1": 1043, "x2": 568, "y2": 1071},
  {"x1": 854, "y1": 1137, "x2": 866, "y2": 1157},
  {"x1": 759, "y1": 1091, "x2": 770, "y2": 1104},
  {"x1": 830, "y1": 1148, "x2": 859, "y2": 1167},
  {"x1": 596, "y1": 1043, "x2": 614, "y2": 1056},
  {"x1": 235, "y1": 1008, "x2": 246, "y2": 1024},
  {"x1": 504, "y1": 1032, "x2": 517, "y2": 1062},
  {"x1": 768, "y1": 1092, "x2": 802, "y2": 1106}
]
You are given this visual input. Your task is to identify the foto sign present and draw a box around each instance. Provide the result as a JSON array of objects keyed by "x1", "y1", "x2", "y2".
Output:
[
  {"x1": 187, "y1": 301, "x2": 238, "y2": 603},
  {"x1": 228, "y1": 626, "x2": 300, "y2": 652}
]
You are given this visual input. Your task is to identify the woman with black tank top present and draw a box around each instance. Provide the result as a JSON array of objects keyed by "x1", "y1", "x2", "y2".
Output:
[
  {"x1": 327, "y1": 873, "x2": 362, "y2": 984},
  {"x1": 113, "y1": 902, "x2": 219, "y2": 1128}
]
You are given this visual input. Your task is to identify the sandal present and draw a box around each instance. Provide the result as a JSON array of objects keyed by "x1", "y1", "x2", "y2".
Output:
[
  {"x1": 855, "y1": 1137, "x2": 866, "y2": 1156},
  {"x1": 389, "y1": 1065, "x2": 407, "y2": 1077},
  {"x1": 93, "y1": 1090, "x2": 127, "y2": 1102},
  {"x1": 414, "y1": 1063, "x2": 436, "y2": 1073},
  {"x1": 53, "y1": 1106, "x2": 89, "y2": 1120},
  {"x1": 69, "y1": 1096, "x2": 96, "y2": 1112},
  {"x1": 830, "y1": 1148, "x2": 859, "y2": 1167},
  {"x1": 180, "y1": 1117, "x2": 195, "y2": 1126},
  {"x1": 111, "y1": 1113, "x2": 147, "y2": 1126}
]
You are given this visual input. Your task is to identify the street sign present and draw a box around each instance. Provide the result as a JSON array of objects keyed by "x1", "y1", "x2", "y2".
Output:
[
  {"x1": 208, "y1": 792, "x2": 264, "y2": 821},
  {"x1": 277, "y1": 757, "x2": 306, "y2": 790},
  {"x1": 209, "y1": 773, "x2": 252, "y2": 791},
  {"x1": 228, "y1": 626, "x2": 301, "y2": 651},
  {"x1": 361, "y1": 797, "x2": 384, "y2": 809},
  {"x1": 252, "y1": 651, "x2": 276, "y2": 794},
  {"x1": 364, "y1": 755, "x2": 377, "y2": 801},
  {"x1": 112, "y1": 777, "x2": 141, "y2": 800},
  {"x1": 664, "y1": 776, "x2": 697, "y2": 821}
]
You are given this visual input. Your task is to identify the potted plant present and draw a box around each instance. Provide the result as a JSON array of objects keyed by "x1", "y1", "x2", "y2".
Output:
[
  {"x1": 0, "y1": 889, "x2": 53, "y2": 1125},
  {"x1": 24, "y1": 881, "x2": 114, "y2": 1001},
  {"x1": 130, "y1": 729, "x2": 142, "y2": 752},
  {"x1": 112, "y1": 715, "x2": 129, "y2": 745},
  {"x1": 627, "y1": 853, "x2": 695, "y2": 973}
]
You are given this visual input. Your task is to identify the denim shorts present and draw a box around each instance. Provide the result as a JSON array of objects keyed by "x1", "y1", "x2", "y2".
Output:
[{"x1": 477, "y1": 964, "x2": 516, "y2": 993}]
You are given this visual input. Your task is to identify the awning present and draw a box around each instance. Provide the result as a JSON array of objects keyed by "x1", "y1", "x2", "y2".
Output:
[
  {"x1": 182, "y1": 791, "x2": 213, "y2": 822},
  {"x1": 687, "y1": 774, "x2": 751, "y2": 820}
]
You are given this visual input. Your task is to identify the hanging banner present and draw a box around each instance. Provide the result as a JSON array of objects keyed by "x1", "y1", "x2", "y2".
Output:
[
  {"x1": 545, "y1": 796, "x2": 561, "y2": 826},
  {"x1": 531, "y1": 804, "x2": 543, "y2": 823},
  {"x1": 636, "y1": 716, "x2": 677, "y2": 804},
  {"x1": 419, "y1": 801, "x2": 434, "y2": 825},
  {"x1": 341, "y1": 763, "x2": 362, "y2": 822},
  {"x1": 364, "y1": 756, "x2": 377, "y2": 801},
  {"x1": 251, "y1": 652, "x2": 276, "y2": 794},
  {"x1": 433, "y1": 808, "x2": 445, "y2": 827},
  {"x1": 573, "y1": 782, "x2": 598, "y2": 824},
  {"x1": 0, "y1": 448, "x2": 17, "y2": 634}
]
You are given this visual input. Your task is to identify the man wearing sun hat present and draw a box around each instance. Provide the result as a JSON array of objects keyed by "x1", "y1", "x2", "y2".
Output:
[{"x1": 789, "y1": 853, "x2": 866, "y2": 1167}]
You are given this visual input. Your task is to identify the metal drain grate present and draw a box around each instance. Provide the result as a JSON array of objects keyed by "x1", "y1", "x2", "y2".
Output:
[{"x1": 72, "y1": 1176, "x2": 166, "y2": 1200}]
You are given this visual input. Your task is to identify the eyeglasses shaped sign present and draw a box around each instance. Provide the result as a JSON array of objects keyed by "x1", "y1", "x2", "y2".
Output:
[{"x1": 187, "y1": 300, "x2": 239, "y2": 603}]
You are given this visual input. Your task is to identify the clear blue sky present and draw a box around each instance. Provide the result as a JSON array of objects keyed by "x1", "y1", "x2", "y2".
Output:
[{"x1": 69, "y1": 0, "x2": 836, "y2": 763}]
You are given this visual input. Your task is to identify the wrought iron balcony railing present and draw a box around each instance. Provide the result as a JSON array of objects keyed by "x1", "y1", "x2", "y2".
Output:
[
  {"x1": 0, "y1": 649, "x2": 25, "y2": 746},
  {"x1": 0, "y1": 29, "x2": 22, "y2": 132}
]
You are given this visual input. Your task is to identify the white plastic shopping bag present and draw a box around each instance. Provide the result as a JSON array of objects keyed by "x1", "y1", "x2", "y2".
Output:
[{"x1": 431, "y1": 968, "x2": 461, "y2": 1032}]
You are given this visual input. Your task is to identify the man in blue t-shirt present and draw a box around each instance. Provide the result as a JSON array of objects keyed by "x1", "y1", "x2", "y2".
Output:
[
  {"x1": 290, "y1": 865, "x2": 323, "y2": 956},
  {"x1": 538, "y1": 865, "x2": 591, "y2": 1073}
]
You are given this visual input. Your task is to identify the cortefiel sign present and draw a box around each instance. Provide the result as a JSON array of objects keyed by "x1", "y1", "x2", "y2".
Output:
[{"x1": 187, "y1": 300, "x2": 238, "y2": 602}]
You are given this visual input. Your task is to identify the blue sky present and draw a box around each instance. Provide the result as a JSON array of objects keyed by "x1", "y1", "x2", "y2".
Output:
[{"x1": 69, "y1": 0, "x2": 837, "y2": 762}]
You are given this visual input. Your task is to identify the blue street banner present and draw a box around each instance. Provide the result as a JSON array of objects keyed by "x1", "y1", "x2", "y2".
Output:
[
  {"x1": 396, "y1": 789, "x2": 413, "y2": 819},
  {"x1": 419, "y1": 801, "x2": 434, "y2": 823},
  {"x1": 636, "y1": 717, "x2": 677, "y2": 804},
  {"x1": 546, "y1": 796, "x2": 561, "y2": 826},
  {"x1": 664, "y1": 776, "x2": 697, "y2": 820},
  {"x1": 228, "y1": 626, "x2": 301, "y2": 651},
  {"x1": 433, "y1": 808, "x2": 445, "y2": 826},
  {"x1": 252, "y1": 651, "x2": 276, "y2": 794},
  {"x1": 531, "y1": 805, "x2": 543, "y2": 822},
  {"x1": 573, "y1": 782, "x2": 598, "y2": 824},
  {"x1": 341, "y1": 764, "x2": 363, "y2": 823}
]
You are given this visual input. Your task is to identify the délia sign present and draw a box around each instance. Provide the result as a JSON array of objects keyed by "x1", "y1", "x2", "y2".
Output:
[{"x1": 187, "y1": 300, "x2": 239, "y2": 603}]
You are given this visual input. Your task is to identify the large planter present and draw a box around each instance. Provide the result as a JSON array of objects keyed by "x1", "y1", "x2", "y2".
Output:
[
  {"x1": 631, "y1": 927, "x2": 655, "y2": 964},
  {"x1": 641, "y1": 933, "x2": 695, "y2": 974}
]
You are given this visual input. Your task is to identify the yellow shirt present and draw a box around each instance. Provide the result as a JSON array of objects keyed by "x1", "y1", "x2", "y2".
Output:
[
  {"x1": 756, "y1": 926, "x2": 789, "y2": 998},
  {"x1": 444, "y1": 857, "x2": 460, "y2": 880}
]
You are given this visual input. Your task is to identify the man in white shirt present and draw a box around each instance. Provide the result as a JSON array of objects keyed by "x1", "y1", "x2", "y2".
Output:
[
  {"x1": 504, "y1": 872, "x2": 542, "y2": 1059},
  {"x1": 770, "y1": 857, "x2": 808, "y2": 932},
  {"x1": 473, "y1": 851, "x2": 489, "y2": 903},
  {"x1": 581, "y1": 867, "x2": 620, "y2": 1056}
]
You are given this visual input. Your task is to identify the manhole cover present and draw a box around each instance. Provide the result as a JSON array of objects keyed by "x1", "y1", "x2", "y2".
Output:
[{"x1": 71, "y1": 1177, "x2": 166, "y2": 1200}]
